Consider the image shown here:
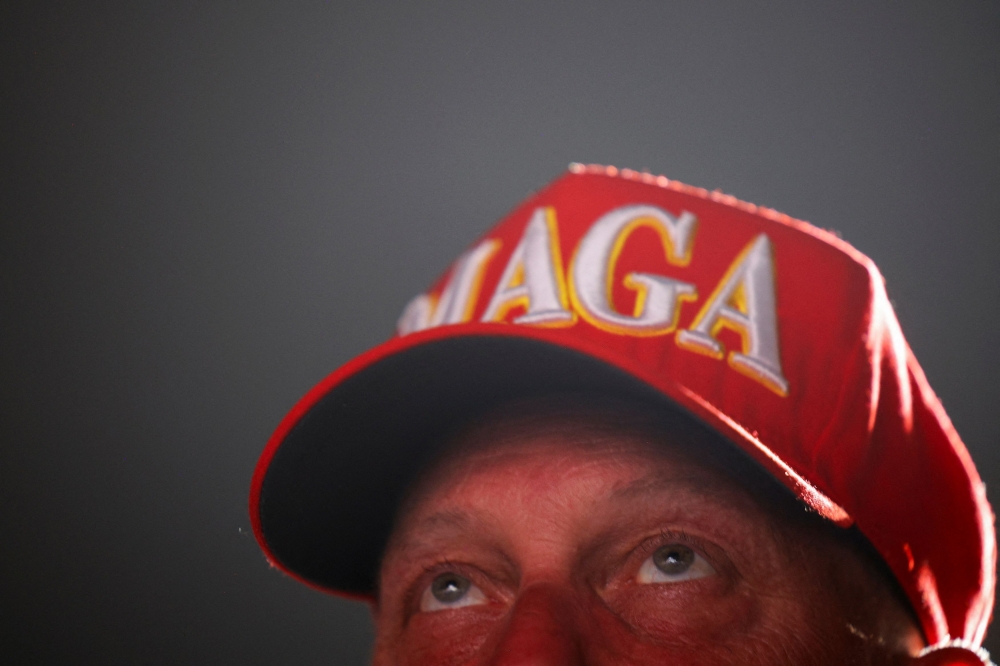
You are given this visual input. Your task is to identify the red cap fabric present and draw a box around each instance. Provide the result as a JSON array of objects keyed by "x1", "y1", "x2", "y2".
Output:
[{"x1": 250, "y1": 165, "x2": 994, "y2": 648}]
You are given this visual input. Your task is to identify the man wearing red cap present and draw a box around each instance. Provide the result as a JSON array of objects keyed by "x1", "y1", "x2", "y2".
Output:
[{"x1": 250, "y1": 165, "x2": 995, "y2": 664}]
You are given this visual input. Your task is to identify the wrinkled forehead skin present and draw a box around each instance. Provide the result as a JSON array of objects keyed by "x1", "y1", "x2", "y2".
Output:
[
  {"x1": 374, "y1": 397, "x2": 925, "y2": 666},
  {"x1": 393, "y1": 395, "x2": 819, "y2": 532}
]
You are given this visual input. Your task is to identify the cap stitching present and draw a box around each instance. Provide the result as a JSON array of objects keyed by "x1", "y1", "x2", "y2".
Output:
[{"x1": 566, "y1": 162, "x2": 872, "y2": 266}]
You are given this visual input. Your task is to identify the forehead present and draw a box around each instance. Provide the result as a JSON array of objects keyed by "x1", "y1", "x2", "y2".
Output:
[
  {"x1": 391, "y1": 397, "x2": 791, "y2": 537},
  {"x1": 415, "y1": 419, "x2": 724, "y2": 496}
]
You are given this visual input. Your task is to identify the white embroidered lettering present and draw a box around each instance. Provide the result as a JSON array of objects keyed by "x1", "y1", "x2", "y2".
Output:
[
  {"x1": 676, "y1": 234, "x2": 789, "y2": 396},
  {"x1": 396, "y1": 239, "x2": 500, "y2": 335},
  {"x1": 481, "y1": 208, "x2": 574, "y2": 326},
  {"x1": 569, "y1": 205, "x2": 698, "y2": 336}
]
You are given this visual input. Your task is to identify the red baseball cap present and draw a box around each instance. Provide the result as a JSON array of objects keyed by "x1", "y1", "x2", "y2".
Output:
[{"x1": 250, "y1": 165, "x2": 994, "y2": 651}]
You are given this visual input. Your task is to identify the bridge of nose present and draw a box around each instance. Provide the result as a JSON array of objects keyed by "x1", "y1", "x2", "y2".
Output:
[{"x1": 486, "y1": 582, "x2": 586, "y2": 666}]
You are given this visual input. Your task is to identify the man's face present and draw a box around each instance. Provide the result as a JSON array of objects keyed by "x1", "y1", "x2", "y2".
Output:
[{"x1": 373, "y1": 409, "x2": 921, "y2": 665}]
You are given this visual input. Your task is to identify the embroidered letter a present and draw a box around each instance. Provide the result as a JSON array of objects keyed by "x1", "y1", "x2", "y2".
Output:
[{"x1": 676, "y1": 234, "x2": 789, "y2": 396}]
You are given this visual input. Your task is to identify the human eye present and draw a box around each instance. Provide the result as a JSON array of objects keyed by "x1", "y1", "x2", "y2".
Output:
[
  {"x1": 418, "y1": 571, "x2": 487, "y2": 612},
  {"x1": 636, "y1": 543, "x2": 715, "y2": 584}
]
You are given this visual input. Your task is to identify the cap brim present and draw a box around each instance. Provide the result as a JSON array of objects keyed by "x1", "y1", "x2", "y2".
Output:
[{"x1": 249, "y1": 323, "x2": 849, "y2": 598}]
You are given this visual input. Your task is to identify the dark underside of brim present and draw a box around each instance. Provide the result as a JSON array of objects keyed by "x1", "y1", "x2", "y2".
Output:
[{"x1": 257, "y1": 335, "x2": 683, "y2": 596}]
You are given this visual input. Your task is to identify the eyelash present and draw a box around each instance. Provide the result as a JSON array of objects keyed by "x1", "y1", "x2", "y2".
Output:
[
  {"x1": 406, "y1": 559, "x2": 477, "y2": 612},
  {"x1": 400, "y1": 529, "x2": 719, "y2": 612},
  {"x1": 422, "y1": 558, "x2": 459, "y2": 575},
  {"x1": 636, "y1": 528, "x2": 715, "y2": 566},
  {"x1": 640, "y1": 528, "x2": 695, "y2": 551}
]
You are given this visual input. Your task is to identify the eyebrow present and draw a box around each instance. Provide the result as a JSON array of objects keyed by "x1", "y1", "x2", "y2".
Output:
[
  {"x1": 608, "y1": 473, "x2": 736, "y2": 504},
  {"x1": 397, "y1": 475, "x2": 736, "y2": 547},
  {"x1": 388, "y1": 470, "x2": 756, "y2": 561},
  {"x1": 404, "y1": 474, "x2": 739, "y2": 531},
  {"x1": 413, "y1": 509, "x2": 476, "y2": 532},
  {"x1": 387, "y1": 508, "x2": 490, "y2": 556}
]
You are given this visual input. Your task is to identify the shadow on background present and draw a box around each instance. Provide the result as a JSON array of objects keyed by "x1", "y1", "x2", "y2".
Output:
[{"x1": 2, "y1": 2, "x2": 998, "y2": 663}]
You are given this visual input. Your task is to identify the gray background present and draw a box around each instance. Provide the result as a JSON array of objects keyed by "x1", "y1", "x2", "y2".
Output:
[{"x1": 3, "y1": 2, "x2": 998, "y2": 663}]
